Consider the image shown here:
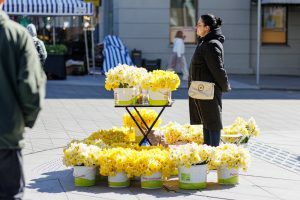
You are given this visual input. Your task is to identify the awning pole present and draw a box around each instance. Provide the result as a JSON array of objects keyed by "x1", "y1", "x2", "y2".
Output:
[
  {"x1": 98, "y1": 6, "x2": 101, "y2": 42},
  {"x1": 256, "y1": 0, "x2": 261, "y2": 86},
  {"x1": 53, "y1": 17, "x2": 56, "y2": 45},
  {"x1": 91, "y1": 18, "x2": 96, "y2": 76},
  {"x1": 84, "y1": 28, "x2": 90, "y2": 73}
]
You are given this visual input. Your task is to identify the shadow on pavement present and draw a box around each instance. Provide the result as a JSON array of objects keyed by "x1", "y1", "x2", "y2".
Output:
[
  {"x1": 26, "y1": 169, "x2": 236, "y2": 199},
  {"x1": 26, "y1": 169, "x2": 138, "y2": 196}
]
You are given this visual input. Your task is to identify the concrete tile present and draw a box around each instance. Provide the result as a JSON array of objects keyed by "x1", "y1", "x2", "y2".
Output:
[
  {"x1": 66, "y1": 193, "x2": 109, "y2": 200},
  {"x1": 51, "y1": 139, "x2": 71, "y2": 147},
  {"x1": 243, "y1": 175, "x2": 300, "y2": 191},
  {"x1": 261, "y1": 187, "x2": 300, "y2": 200},
  {"x1": 25, "y1": 179, "x2": 68, "y2": 200}
]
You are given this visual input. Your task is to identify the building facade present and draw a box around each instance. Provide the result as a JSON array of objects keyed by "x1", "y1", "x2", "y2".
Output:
[{"x1": 99, "y1": 0, "x2": 300, "y2": 75}]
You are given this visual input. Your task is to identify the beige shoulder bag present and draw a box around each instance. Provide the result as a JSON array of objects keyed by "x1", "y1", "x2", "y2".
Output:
[{"x1": 188, "y1": 81, "x2": 215, "y2": 100}]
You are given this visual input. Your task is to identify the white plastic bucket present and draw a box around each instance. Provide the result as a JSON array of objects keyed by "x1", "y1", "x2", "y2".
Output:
[
  {"x1": 114, "y1": 88, "x2": 137, "y2": 105},
  {"x1": 148, "y1": 89, "x2": 171, "y2": 105},
  {"x1": 73, "y1": 166, "x2": 96, "y2": 186},
  {"x1": 217, "y1": 167, "x2": 239, "y2": 185},
  {"x1": 108, "y1": 172, "x2": 130, "y2": 187},
  {"x1": 179, "y1": 164, "x2": 207, "y2": 190},
  {"x1": 141, "y1": 172, "x2": 162, "y2": 189}
]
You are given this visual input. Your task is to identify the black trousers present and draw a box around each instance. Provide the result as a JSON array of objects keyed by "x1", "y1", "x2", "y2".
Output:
[
  {"x1": 203, "y1": 128, "x2": 221, "y2": 147},
  {"x1": 0, "y1": 150, "x2": 25, "y2": 200}
]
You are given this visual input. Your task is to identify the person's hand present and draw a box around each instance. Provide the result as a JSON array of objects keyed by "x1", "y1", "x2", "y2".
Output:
[{"x1": 227, "y1": 84, "x2": 232, "y2": 92}]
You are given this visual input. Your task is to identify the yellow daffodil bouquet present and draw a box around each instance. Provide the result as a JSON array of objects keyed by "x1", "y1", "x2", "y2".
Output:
[
  {"x1": 209, "y1": 144, "x2": 251, "y2": 171},
  {"x1": 85, "y1": 127, "x2": 135, "y2": 145},
  {"x1": 159, "y1": 122, "x2": 204, "y2": 144},
  {"x1": 159, "y1": 122, "x2": 185, "y2": 144},
  {"x1": 182, "y1": 124, "x2": 204, "y2": 144},
  {"x1": 222, "y1": 117, "x2": 260, "y2": 144},
  {"x1": 135, "y1": 148, "x2": 175, "y2": 178},
  {"x1": 105, "y1": 64, "x2": 148, "y2": 91},
  {"x1": 141, "y1": 70, "x2": 180, "y2": 92},
  {"x1": 170, "y1": 143, "x2": 213, "y2": 168},
  {"x1": 123, "y1": 108, "x2": 162, "y2": 130},
  {"x1": 98, "y1": 147, "x2": 137, "y2": 177},
  {"x1": 63, "y1": 142, "x2": 102, "y2": 167}
]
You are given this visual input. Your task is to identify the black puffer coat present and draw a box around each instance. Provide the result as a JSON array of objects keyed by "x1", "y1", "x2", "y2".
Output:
[{"x1": 189, "y1": 28, "x2": 230, "y2": 131}]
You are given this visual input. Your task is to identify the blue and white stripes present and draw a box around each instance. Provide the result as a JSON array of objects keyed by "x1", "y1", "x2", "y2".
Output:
[
  {"x1": 103, "y1": 35, "x2": 133, "y2": 73},
  {"x1": 2, "y1": 0, "x2": 93, "y2": 16}
]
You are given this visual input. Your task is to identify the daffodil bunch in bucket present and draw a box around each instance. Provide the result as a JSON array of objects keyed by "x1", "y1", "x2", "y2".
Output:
[
  {"x1": 159, "y1": 122, "x2": 204, "y2": 145},
  {"x1": 222, "y1": 117, "x2": 260, "y2": 147},
  {"x1": 141, "y1": 70, "x2": 180, "y2": 105},
  {"x1": 85, "y1": 127, "x2": 135, "y2": 145},
  {"x1": 105, "y1": 64, "x2": 148, "y2": 105},
  {"x1": 182, "y1": 124, "x2": 204, "y2": 144},
  {"x1": 159, "y1": 122, "x2": 185, "y2": 145},
  {"x1": 123, "y1": 109, "x2": 162, "y2": 143},
  {"x1": 170, "y1": 143, "x2": 213, "y2": 189},
  {"x1": 210, "y1": 144, "x2": 251, "y2": 185},
  {"x1": 135, "y1": 147, "x2": 175, "y2": 189},
  {"x1": 63, "y1": 142, "x2": 102, "y2": 186},
  {"x1": 98, "y1": 147, "x2": 136, "y2": 187}
]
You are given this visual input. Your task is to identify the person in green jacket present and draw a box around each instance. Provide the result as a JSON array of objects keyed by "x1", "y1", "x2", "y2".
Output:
[{"x1": 0, "y1": 0, "x2": 46, "y2": 198}]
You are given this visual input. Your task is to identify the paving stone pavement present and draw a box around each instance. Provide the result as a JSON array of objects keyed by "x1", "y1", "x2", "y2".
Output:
[{"x1": 22, "y1": 75, "x2": 300, "y2": 200}]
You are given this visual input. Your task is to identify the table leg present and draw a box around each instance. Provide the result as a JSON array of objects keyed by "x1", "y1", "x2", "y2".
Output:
[
  {"x1": 138, "y1": 106, "x2": 166, "y2": 146},
  {"x1": 125, "y1": 107, "x2": 152, "y2": 145}
]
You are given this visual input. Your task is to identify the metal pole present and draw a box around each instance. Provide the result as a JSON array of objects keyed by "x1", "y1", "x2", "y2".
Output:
[
  {"x1": 84, "y1": 28, "x2": 90, "y2": 73},
  {"x1": 256, "y1": 0, "x2": 261, "y2": 86},
  {"x1": 53, "y1": 17, "x2": 56, "y2": 45},
  {"x1": 98, "y1": 6, "x2": 101, "y2": 42},
  {"x1": 91, "y1": 28, "x2": 96, "y2": 75},
  {"x1": 91, "y1": 18, "x2": 96, "y2": 75}
]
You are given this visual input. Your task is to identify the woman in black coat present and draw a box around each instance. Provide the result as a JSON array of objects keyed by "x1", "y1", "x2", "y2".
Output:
[{"x1": 189, "y1": 14, "x2": 231, "y2": 147}]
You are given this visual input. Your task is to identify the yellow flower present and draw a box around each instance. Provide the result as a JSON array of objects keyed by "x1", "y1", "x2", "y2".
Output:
[
  {"x1": 209, "y1": 144, "x2": 251, "y2": 171},
  {"x1": 123, "y1": 108, "x2": 162, "y2": 131},
  {"x1": 222, "y1": 117, "x2": 260, "y2": 144},
  {"x1": 63, "y1": 142, "x2": 102, "y2": 167},
  {"x1": 86, "y1": 127, "x2": 135, "y2": 145},
  {"x1": 170, "y1": 143, "x2": 213, "y2": 168},
  {"x1": 160, "y1": 122, "x2": 204, "y2": 144},
  {"x1": 141, "y1": 70, "x2": 180, "y2": 91},
  {"x1": 97, "y1": 146, "x2": 175, "y2": 178},
  {"x1": 105, "y1": 64, "x2": 148, "y2": 90}
]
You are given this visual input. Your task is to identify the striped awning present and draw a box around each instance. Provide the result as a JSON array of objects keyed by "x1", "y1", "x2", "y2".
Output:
[
  {"x1": 262, "y1": 0, "x2": 300, "y2": 4},
  {"x1": 2, "y1": 0, "x2": 94, "y2": 16},
  {"x1": 103, "y1": 35, "x2": 133, "y2": 73}
]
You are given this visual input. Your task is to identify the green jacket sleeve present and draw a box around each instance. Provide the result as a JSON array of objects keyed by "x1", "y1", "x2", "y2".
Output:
[{"x1": 17, "y1": 33, "x2": 46, "y2": 128}]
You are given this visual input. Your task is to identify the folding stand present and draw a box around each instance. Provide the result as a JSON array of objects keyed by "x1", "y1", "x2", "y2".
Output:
[{"x1": 115, "y1": 102, "x2": 173, "y2": 146}]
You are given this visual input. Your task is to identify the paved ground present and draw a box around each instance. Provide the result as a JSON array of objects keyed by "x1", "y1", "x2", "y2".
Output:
[{"x1": 22, "y1": 75, "x2": 300, "y2": 200}]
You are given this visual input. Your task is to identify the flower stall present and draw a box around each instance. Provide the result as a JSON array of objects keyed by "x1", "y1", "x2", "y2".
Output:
[{"x1": 61, "y1": 64, "x2": 259, "y2": 192}]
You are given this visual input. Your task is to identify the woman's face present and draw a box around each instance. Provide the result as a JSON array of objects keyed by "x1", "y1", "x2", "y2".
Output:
[{"x1": 196, "y1": 18, "x2": 210, "y2": 37}]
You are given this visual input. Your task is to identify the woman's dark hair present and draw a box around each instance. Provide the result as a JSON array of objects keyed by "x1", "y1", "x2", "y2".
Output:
[
  {"x1": 201, "y1": 14, "x2": 222, "y2": 30},
  {"x1": 175, "y1": 30, "x2": 184, "y2": 39}
]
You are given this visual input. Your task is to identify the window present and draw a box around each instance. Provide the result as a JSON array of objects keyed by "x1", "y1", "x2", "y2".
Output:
[
  {"x1": 10, "y1": 16, "x2": 84, "y2": 44},
  {"x1": 262, "y1": 6, "x2": 287, "y2": 44},
  {"x1": 170, "y1": 0, "x2": 197, "y2": 44}
]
